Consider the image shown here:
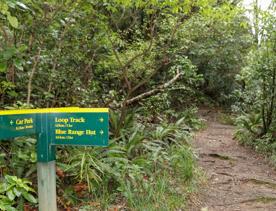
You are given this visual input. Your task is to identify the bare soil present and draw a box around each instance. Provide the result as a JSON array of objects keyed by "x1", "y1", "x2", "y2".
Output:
[{"x1": 190, "y1": 109, "x2": 276, "y2": 211}]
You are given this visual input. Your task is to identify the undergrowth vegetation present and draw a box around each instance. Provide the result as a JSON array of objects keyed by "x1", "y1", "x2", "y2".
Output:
[
  {"x1": 1, "y1": 108, "x2": 202, "y2": 210},
  {"x1": 233, "y1": 4, "x2": 276, "y2": 165}
]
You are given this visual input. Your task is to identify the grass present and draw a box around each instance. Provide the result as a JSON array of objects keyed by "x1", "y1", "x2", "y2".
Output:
[
  {"x1": 51, "y1": 111, "x2": 204, "y2": 210},
  {"x1": 76, "y1": 143, "x2": 202, "y2": 211},
  {"x1": 125, "y1": 169, "x2": 201, "y2": 210}
]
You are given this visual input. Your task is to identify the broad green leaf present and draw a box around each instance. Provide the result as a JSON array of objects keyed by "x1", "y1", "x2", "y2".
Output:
[
  {"x1": 18, "y1": 44, "x2": 28, "y2": 52},
  {"x1": 3, "y1": 48, "x2": 16, "y2": 60},
  {"x1": 14, "y1": 59, "x2": 24, "y2": 70},
  {"x1": 0, "y1": 2, "x2": 9, "y2": 14},
  {"x1": 5, "y1": 175, "x2": 17, "y2": 184},
  {"x1": 22, "y1": 192, "x2": 37, "y2": 204},
  {"x1": 0, "y1": 62, "x2": 7, "y2": 72},
  {"x1": 13, "y1": 188, "x2": 21, "y2": 197},
  {"x1": 7, "y1": 15, "x2": 19, "y2": 28},
  {"x1": 7, "y1": 190, "x2": 15, "y2": 201},
  {"x1": 0, "y1": 183, "x2": 7, "y2": 193}
]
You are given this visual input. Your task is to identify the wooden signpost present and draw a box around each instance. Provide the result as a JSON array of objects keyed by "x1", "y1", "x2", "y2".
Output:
[{"x1": 0, "y1": 108, "x2": 109, "y2": 211}]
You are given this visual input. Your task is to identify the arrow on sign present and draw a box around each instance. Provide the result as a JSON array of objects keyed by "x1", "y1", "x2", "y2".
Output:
[
  {"x1": 100, "y1": 130, "x2": 104, "y2": 135},
  {"x1": 10, "y1": 120, "x2": 14, "y2": 125}
]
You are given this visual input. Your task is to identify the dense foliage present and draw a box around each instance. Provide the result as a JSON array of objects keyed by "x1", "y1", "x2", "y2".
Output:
[
  {"x1": 234, "y1": 2, "x2": 276, "y2": 162},
  {"x1": 0, "y1": 0, "x2": 275, "y2": 210}
]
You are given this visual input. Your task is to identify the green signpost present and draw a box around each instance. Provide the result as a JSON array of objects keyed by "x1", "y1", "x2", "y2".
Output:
[
  {"x1": 0, "y1": 114, "x2": 36, "y2": 139},
  {"x1": 49, "y1": 112, "x2": 108, "y2": 146},
  {"x1": 0, "y1": 107, "x2": 109, "y2": 211}
]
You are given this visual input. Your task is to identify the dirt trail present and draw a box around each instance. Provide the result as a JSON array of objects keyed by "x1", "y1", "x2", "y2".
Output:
[{"x1": 191, "y1": 109, "x2": 276, "y2": 211}]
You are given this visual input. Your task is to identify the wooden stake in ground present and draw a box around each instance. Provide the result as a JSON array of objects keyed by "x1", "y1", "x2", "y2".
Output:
[{"x1": 37, "y1": 161, "x2": 57, "y2": 211}]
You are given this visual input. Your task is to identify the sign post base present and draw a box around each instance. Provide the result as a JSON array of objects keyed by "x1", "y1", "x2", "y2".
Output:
[{"x1": 37, "y1": 161, "x2": 57, "y2": 211}]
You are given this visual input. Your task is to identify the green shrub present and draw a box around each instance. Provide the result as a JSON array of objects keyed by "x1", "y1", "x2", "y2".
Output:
[
  {"x1": 0, "y1": 175, "x2": 37, "y2": 211},
  {"x1": 55, "y1": 111, "x2": 199, "y2": 210}
]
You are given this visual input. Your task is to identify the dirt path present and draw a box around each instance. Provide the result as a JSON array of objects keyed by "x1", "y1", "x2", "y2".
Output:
[{"x1": 191, "y1": 109, "x2": 276, "y2": 211}]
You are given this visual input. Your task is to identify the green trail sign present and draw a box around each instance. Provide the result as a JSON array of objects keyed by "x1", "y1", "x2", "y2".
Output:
[
  {"x1": 0, "y1": 107, "x2": 109, "y2": 211},
  {"x1": 0, "y1": 108, "x2": 109, "y2": 148},
  {"x1": 0, "y1": 113, "x2": 36, "y2": 139},
  {"x1": 49, "y1": 111, "x2": 108, "y2": 146}
]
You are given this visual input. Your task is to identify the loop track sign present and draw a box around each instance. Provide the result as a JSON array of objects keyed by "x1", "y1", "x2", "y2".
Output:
[{"x1": 0, "y1": 107, "x2": 109, "y2": 211}]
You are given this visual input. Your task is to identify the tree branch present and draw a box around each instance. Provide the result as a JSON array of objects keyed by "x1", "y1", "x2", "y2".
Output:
[
  {"x1": 125, "y1": 69, "x2": 182, "y2": 106},
  {"x1": 27, "y1": 49, "x2": 41, "y2": 105},
  {"x1": 107, "y1": 13, "x2": 157, "y2": 92}
]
